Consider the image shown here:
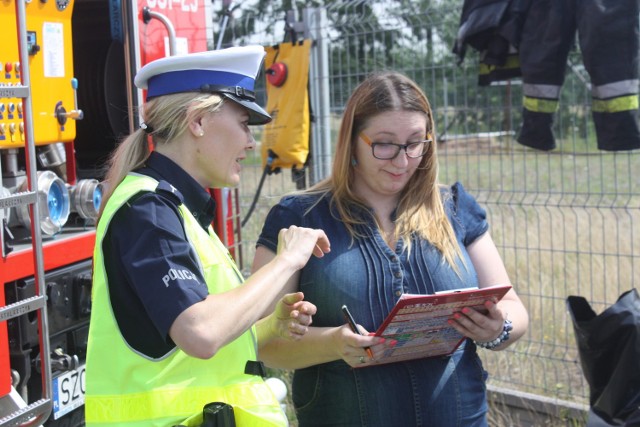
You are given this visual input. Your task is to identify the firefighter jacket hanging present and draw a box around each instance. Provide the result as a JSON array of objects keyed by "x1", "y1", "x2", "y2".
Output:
[
  {"x1": 453, "y1": 0, "x2": 528, "y2": 85},
  {"x1": 454, "y1": 0, "x2": 640, "y2": 152}
]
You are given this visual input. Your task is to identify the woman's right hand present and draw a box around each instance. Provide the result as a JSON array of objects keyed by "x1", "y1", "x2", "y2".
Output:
[
  {"x1": 276, "y1": 225, "x2": 330, "y2": 270},
  {"x1": 333, "y1": 324, "x2": 389, "y2": 367}
]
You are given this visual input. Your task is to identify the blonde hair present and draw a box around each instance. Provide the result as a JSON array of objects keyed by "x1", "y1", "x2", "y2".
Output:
[
  {"x1": 308, "y1": 71, "x2": 464, "y2": 270},
  {"x1": 98, "y1": 92, "x2": 224, "y2": 219}
]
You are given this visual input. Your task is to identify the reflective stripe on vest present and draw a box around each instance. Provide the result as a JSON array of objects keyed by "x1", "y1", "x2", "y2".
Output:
[
  {"x1": 86, "y1": 382, "x2": 286, "y2": 426},
  {"x1": 85, "y1": 174, "x2": 286, "y2": 427}
]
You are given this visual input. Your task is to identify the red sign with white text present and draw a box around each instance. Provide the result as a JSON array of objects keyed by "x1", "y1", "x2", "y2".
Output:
[{"x1": 136, "y1": 0, "x2": 210, "y2": 67}]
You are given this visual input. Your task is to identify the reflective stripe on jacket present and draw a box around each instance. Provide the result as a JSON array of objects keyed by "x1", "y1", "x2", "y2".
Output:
[{"x1": 85, "y1": 173, "x2": 286, "y2": 427}]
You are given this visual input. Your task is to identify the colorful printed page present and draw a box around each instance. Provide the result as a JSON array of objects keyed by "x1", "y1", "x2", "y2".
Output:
[{"x1": 361, "y1": 284, "x2": 512, "y2": 367}]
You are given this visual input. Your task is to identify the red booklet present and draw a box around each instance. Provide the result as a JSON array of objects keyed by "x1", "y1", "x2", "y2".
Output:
[{"x1": 362, "y1": 284, "x2": 512, "y2": 367}]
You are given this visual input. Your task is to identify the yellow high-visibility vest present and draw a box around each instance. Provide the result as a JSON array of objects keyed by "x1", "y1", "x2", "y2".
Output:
[{"x1": 85, "y1": 174, "x2": 286, "y2": 427}]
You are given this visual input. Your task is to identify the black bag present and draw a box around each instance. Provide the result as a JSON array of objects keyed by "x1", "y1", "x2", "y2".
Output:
[{"x1": 567, "y1": 288, "x2": 640, "y2": 426}]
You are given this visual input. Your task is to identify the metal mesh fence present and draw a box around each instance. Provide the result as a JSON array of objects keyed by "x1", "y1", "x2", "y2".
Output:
[{"x1": 225, "y1": 0, "x2": 639, "y2": 408}]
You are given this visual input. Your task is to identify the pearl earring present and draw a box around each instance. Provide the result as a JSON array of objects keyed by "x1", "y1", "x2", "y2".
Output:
[{"x1": 198, "y1": 131, "x2": 204, "y2": 137}]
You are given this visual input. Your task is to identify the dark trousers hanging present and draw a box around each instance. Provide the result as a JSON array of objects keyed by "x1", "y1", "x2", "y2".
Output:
[{"x1": 518, "y1": 0, "x2": 640, "y2": 151}]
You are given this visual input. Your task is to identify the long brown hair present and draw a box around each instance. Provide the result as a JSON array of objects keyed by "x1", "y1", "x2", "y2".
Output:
[
  {"x1": 98, "y1": 92, "x2": 224, "y2": 219},
  {"x1": 309, "y1": 71, "x2": 464, "y2": 269}
]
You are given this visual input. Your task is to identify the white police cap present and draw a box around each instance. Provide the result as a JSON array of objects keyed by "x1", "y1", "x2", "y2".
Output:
[{"x1": 134, "y1": 45, "x2": 271, "y2": 125}]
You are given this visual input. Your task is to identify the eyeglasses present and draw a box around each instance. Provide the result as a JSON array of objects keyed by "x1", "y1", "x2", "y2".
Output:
[{"x1": 359, "y1": 133, "x2": 431, "y2": 160}]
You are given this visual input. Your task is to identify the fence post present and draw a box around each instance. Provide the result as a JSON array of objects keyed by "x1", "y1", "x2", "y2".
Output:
[{"x1": 303, "y1": 7, "x2": 332, "y2": 184}]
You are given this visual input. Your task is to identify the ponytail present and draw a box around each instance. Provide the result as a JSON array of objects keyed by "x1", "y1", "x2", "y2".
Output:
[{"x1": 97, "y1": 130, "x2": 150, "y2": 219}]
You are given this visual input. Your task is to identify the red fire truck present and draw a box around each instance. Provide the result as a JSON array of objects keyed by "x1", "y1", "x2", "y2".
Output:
[{"x1": 0, "y1": 0, "x2": 228, "y2": 424}]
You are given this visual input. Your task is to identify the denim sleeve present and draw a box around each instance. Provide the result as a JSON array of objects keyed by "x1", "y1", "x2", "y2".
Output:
[
  {"x1": 451, "y1": 182, "x2": 489, "y2": 246},
  {"x1": 256, "y1": 196, "x2": 304, "y2": 253}
]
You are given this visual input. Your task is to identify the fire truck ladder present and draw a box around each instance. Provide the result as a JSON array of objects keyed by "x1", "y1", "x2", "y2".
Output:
[{"x1": 0, "y1": 0, "x2": 53, "y2": 425}]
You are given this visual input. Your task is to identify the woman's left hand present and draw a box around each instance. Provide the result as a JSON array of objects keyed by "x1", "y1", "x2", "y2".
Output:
[
  {"x1": 448, "y1": 299, "x2": 506, "y2": 343},
  {"x1": 269, "y1": 292, "x2": 317, "y2": 341}
]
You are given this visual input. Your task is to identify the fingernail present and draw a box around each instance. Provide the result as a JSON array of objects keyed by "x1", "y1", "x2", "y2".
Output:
[
  {"x1": 453, "y1": 313, "x2": 461, "y2": 320},
  {"x1": 462, "y1": 308, "x2": 470, "y2": 314},
  {"x1": 378, "y1": 338, "x2": 386, "y2": 344},
  {"x1": 390, "y1": 340, "x2": 398, "y2": 347}
]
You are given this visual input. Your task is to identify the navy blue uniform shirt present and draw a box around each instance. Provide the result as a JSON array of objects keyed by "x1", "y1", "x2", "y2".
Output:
[{"x1": 103, "y1": 151, "x2": 216, "y2": 358}]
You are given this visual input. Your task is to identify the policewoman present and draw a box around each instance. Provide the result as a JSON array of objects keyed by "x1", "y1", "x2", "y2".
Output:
[{"x1": 85, "y1": 45, "x2": 330, "y2": 427}]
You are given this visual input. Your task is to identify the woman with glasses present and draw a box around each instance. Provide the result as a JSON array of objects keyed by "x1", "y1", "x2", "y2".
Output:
[{"x1": 252, "y1": 71, "x2": 529, "y2": 426}]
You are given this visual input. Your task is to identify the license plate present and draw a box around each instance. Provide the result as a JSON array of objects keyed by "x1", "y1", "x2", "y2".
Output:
[{"x1": 52, "y1": 365, "x2": 85, "y2": 420}]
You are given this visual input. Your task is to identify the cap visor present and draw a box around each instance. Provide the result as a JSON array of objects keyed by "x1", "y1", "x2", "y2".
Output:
[{"x1": 222, "y1": 94, "x2": 272, "y2": 125}]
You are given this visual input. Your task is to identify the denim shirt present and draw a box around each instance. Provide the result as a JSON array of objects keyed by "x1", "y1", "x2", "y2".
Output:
[{"x1": 257, "y1": 182, "x2": 491, "y2": 426}]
